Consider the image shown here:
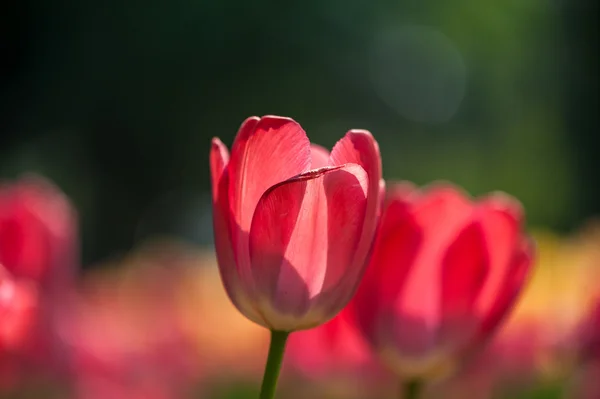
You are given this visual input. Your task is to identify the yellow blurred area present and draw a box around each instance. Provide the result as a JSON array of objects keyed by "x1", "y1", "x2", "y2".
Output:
[
  {"x1": 512, "y1": 222, "x2": 600, "y2": 327},
  {"x1": 499, "y1": 220, "x2": 600, "y2": 378}
]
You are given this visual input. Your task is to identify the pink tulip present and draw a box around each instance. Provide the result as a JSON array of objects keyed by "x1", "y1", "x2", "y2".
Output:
[
  {"x1": 210, "y1": 115, "x2": 382, "y2": 331},
  {"x1": 0, "y1": 175, "x2": 78, "y2": 294},
  {"x1": 351, "y1": 182, "x2": 534, "y2": 380}
]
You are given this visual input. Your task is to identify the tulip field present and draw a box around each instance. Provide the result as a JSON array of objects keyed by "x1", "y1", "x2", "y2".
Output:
[{"x1": 1, "y1": 116, "x2": 599, "y2": 399}]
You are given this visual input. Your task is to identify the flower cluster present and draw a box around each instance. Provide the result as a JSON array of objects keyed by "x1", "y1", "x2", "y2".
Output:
[
  {"x1": 209, "y1": 115, "x2": 535, "y2": 398},
  {"x1": 1, "y1": 115, "x2": 598, "y2": 399}
]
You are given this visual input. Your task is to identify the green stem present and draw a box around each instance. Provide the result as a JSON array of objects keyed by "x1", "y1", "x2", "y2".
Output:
[
  {"x1": 259, "y1": 330, "x2": 289, "y2": 399},
  {"x1": 402, "y1": 380, "x2": 423, "y2": 399}
]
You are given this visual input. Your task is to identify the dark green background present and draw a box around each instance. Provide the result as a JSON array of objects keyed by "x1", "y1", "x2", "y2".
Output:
[{"x1": 1, "y1": 0, "x2": 597, "y2": 267}]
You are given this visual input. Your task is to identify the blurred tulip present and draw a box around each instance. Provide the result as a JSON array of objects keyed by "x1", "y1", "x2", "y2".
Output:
[
  {"x1": 210, "y1": 115, "x2": 383, "y2": 331},
  {"x1": 0, "y1": 174, "x2": 78, "y2": 294},
  {"x1": 431, "y1": 225, "x2": 600, "y2": 399},
  {"x1": 351, "y1": 182, "x2": 534, "y2": 381},
  {"x1": 0, "y1": 175, "x2": 79, "y2": 392},
  {"x1": 58, "y1": 252, "x2": 200, "y2": 399}
]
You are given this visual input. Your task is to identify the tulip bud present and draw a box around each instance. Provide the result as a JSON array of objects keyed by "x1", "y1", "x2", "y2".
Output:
[{"x1": 210, "y1": 115, "x2": 383, "y2": 332}]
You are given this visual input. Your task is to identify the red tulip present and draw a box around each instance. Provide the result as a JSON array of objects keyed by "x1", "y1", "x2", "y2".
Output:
[
  {"x1": 210, "y1": 115, "x2": 382, "y2": 331},
  {"x1": 0, "y1": 175, "x2": 78, "y2": 294},
  {"x1": 351, "y1": 182, "x2": 534, "y2": 380},
  {"x1": 0, "y1": 175, "x2": 78, "y2": 391}
]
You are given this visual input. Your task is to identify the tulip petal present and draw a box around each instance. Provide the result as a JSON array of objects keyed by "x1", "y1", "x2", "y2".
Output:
[
  {"x1": 209, "y1": 138, "x2": 265, "y2": 326},
  {"x1": 310, "y1": 144, "x2": 330, "y2": 169},
  {"x1": 385, "y1": 182, "x2": 417, "y2": 204},
  {"x1": 441, "y1": 222, "x2": 489, "y2": 315},
  {"x1": 412, "y1": 183, "x2": 472, "y2": 232},
  {"x1": 439, "y1": 222, "x2": 489, "y2": 347},
  {"x1": 479, "y1": 239, "x2": 534, "y2": 337},
  {"x1": 228, "y1": 116, "x2": 311, "y2": 269},
  {"x1": 474, "y1": 194, "x2": 524, "y2": 317},
  {"x1": 329, "y1": 130, "x2": 382, "y2": 290},
  {"x1": 229, "y1": 116, "x2": 311, "y2": 231},
  {"x1": 353, "y1": 192, "x2": 422, "y2": 340},
  {"x1": 249, "y1": 164, "x2": 368, "y2": 330},
  {"x1": 389, "y1": 185, "x2": 472, "y2": 356},
  {"x1": 209, "y1": 139, "x2": 234, "y2": 274},
  {"x1": 210, "y1": 139, "x2": 235, "y2": 290},
  {"x1": 209, "y1": 138, "x2": 229, "y2": 201},
  {"x1": 0, "y1": 176, "x2": 78, "y2": 291}
]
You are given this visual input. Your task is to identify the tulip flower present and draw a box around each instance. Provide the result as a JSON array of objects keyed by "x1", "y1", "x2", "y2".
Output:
[
  {"x1": 350, "y1": 182, "x2": 534, "y2": 398},
  {"x1": 210, "y1": 115, "x2": 382, "y2": 398},
  {"x1": 0, "y1": 175, "x2": 78, "y2": 390},
  {"x1": 0, "y1": 175, "x2": 78, "y2": 295}
]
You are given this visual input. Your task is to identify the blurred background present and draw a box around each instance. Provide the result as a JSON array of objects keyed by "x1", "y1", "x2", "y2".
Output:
[
  {"x1": 0, "y1": 0, "x2": 598, "y2": 398},
  {"x1": 1, "y1": 0, "x2": 598, "y2": 264}
]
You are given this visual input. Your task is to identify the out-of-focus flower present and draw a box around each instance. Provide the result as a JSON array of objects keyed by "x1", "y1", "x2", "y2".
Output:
[
  {"x1": 0, "y1": 175, "x2": 78, "y2": 294},
  {"x1": 58, "y1": 246, "x2": 200, "y2": 399},
  {"x1": 0, "y1": 175, "x2": 79, "y2": 392},
  {"x1": 351, "y1": 182, "x2": 534, "y2": 381},
  {"x1": 210, "y1": 115, "x2": 383, "y2": 331},
  {"x1": 422, "y1": 223, "x2": 600, "y2": 399}
]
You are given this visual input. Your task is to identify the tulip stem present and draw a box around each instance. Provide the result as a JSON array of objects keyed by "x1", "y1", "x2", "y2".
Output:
[
  {"x1": 259, "y1": 330, "x2": 289, "y2": 399},
  {"x1": 402, "y1": 380, "x2": 423, "y2": 399}
]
